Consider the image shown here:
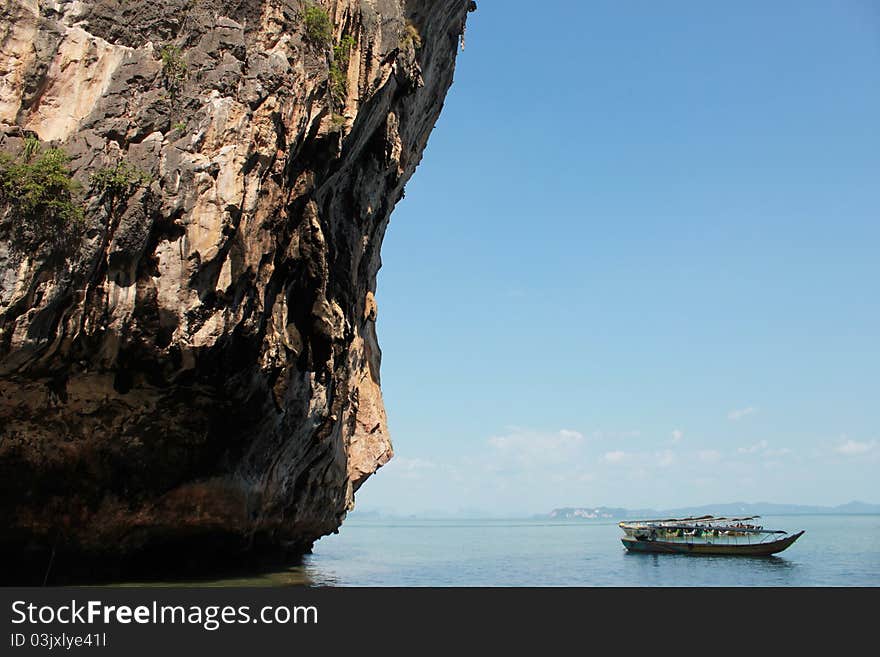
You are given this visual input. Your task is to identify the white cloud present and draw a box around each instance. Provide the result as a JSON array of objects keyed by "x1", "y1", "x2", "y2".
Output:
[
  {"x1": 671, "y1": 429, "x2": 683, "y2": 443},
  {"x1": 590, "y1": 430, "x2": 641, "y2": 440},
  {"x1": 485, "y1": 428, "x2": 587, "y2": 470},
  {"x1": 728, "y1": 406, "x2": 758, "y2": 421},
  {"x1": 737, "y1": 441, "x2": 792, "y2": 459},
  {"x1": 628, "y1": 467, "x2": 649, "y2": 480},
  {"x1": 834, "y1": 439, "x2": 877, "y2": 456},
  {"x1": 737, "y1": 440, "x2": 769, "y2": 455},
  {"x1": 383, "y1": 457, "x2": 437, "y2": 480},
  {"x1": 698, "y1": 450, "x2": 722, "y2": 463},
  {"x1": 388, "y1": 457, "x2": 436, "y2": 470},
  {"x1": 656, "y1": 450, "x2": 675, "y2": 468},
  {"x1": 604, "y1": 450, "x2": 627, "y2": 464},
  {"x1": 488, "y1": 428, "x2": 584, "y2": 452}
]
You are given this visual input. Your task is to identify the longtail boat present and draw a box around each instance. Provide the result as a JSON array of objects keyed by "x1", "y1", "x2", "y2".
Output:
[{"x1": 619, "y1": 515, "x2": 804, "y2": 556}]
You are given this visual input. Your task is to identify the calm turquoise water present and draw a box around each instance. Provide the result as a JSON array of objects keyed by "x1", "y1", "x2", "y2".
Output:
[{"x1": 192, "y1": 514, "x2": 880, "y2": 587}]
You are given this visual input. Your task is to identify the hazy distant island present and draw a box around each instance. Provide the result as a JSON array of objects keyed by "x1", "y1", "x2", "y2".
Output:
[
  {"x1": 347, "y1": 500, "x2": 880, "y2": 521},
  {"x1": 547, "y1": 501, "x2": 880, "y2": 519}
]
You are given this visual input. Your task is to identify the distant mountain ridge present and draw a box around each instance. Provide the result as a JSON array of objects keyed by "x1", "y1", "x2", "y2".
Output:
[
  {"x1": 548, "y1": 501, "x2": 880, "y2": 519},
  {"x1": 549, "y1": 507, "x2": 629, "y2": 519}
]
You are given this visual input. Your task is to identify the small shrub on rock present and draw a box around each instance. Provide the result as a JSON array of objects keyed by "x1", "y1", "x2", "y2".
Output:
[
  {"x1": 0, "y1": 140, "x2": 83, "y2": 254},
  {"x1": 160, "y1": 45, "x2": 188, "y2": 97},
  {"x1": 301, "y1": 2, "x2": 333, "y2": 49},
  {"x1": 329, "y1": 35, "x2": 356, "y2": 108},
  {"x1": 90, "y1": 161, "x2": 151, "y2": 209},
  {"x1": 400, "y1": 22, "x2": 422, "y2": 50}
]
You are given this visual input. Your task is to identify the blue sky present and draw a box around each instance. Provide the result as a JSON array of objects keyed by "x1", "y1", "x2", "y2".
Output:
[{"x1": 355, "y1": 0, "x2": 879, "y2": 515}]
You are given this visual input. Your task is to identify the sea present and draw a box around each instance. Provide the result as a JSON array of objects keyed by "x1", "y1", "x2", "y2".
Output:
[{"x1": 158, "y1": 514, "x2": 880, "y2": 587}]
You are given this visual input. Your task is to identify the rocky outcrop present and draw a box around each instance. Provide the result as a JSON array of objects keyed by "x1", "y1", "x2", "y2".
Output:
[{"x1": 0, "y1": 0, "x2": 474, "y2": 581}]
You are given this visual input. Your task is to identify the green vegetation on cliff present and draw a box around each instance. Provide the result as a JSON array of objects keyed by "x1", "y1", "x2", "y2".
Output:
[
  {"x1": 400, "y1": 22, "x2": 422, "y2": 50},
  {"x1": 330, "y1": 35, "x2": 356, "y2": 107},
  {"x1": 160, "y1": 45, "x2": 188, "y2": 99},
  {"x1": 0, "y1": 137, "x2": 83, "y2": 254},
  {"x1": 301, "y1": 2, "x2": 334, "y2": 49},
  {"x1": 90, "y1": 161, "x2": 150, "y2": 209}
]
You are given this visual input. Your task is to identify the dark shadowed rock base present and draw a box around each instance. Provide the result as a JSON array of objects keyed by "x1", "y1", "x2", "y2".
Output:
[{"x1": 1, "y1": 533, "x2": 314, "y2": 586}]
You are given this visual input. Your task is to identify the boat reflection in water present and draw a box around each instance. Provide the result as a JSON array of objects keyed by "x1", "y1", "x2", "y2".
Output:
[{"x1": 619, "y1": 515, "x2": 804, "y2": 556}]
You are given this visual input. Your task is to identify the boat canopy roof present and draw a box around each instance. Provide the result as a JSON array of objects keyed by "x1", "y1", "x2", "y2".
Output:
[
  {"x1": 620, "y1": 515, "x2": 761, "y2": 525},
  {"x1": 618, "y1": 515, "x2": 789, "y2": 534}
]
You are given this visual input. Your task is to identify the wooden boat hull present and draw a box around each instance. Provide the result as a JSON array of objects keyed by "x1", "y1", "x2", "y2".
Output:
[{"x1": 621, "y1": 530, "x2": 804, "y2": 556}]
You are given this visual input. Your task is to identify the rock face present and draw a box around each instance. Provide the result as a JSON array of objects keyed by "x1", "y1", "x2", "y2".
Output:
[{"x1": 0, "y1": 0, "x2": 473, "y2": 580}]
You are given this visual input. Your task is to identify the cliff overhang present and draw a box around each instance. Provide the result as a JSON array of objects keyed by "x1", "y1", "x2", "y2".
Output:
[{"x1": 0, "y1": 0, "x2": 474, "y2": 583}]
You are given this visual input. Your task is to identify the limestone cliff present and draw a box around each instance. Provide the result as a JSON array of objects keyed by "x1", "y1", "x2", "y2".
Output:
[{"x1": 0, "y1": 0, "x2": 473, "y2": 581}]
